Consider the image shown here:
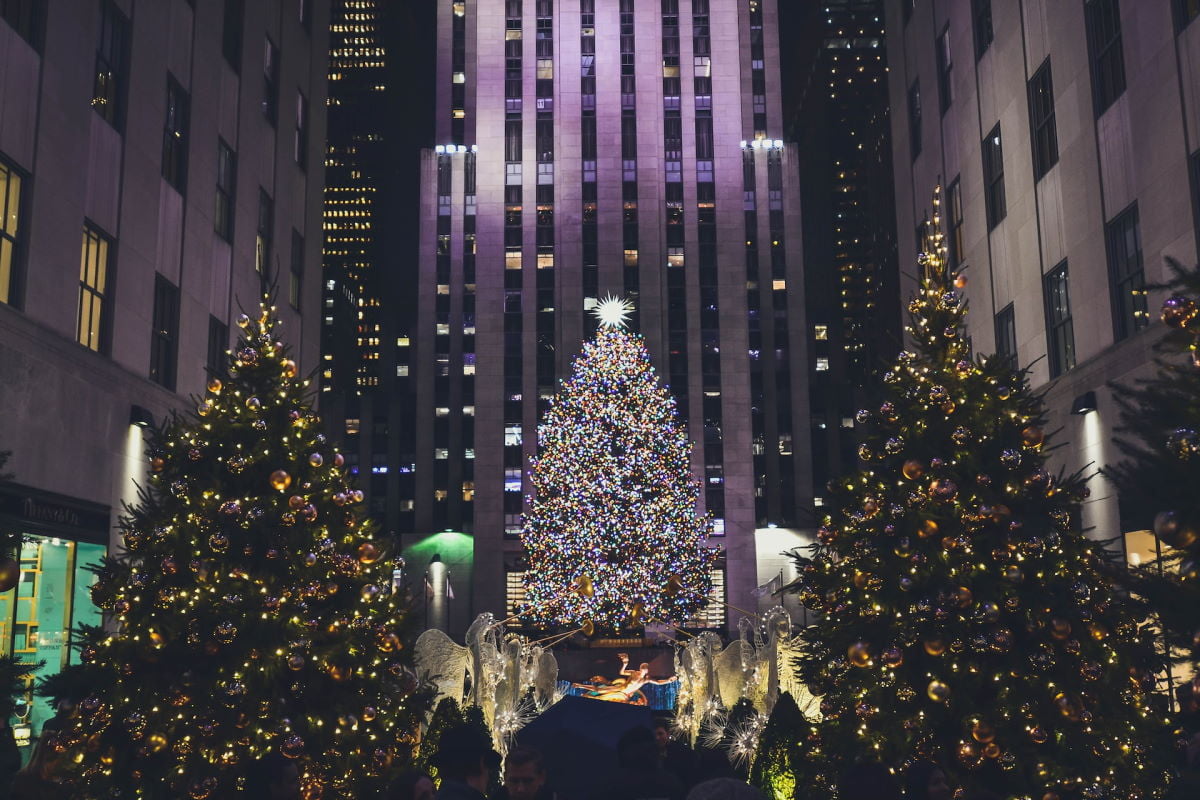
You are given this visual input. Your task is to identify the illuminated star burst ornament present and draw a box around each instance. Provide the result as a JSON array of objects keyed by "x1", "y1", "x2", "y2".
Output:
[{"x1": 592, "y1": 294, "x2": 635, "y2": 329}]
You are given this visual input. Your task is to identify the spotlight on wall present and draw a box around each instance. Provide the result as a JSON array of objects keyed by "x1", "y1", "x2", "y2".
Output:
[
  {"x1": 129, "y1": 404, "x2": 155, "y2": 428},
  {"x1": 1070, "y1": 391, "x2": 1097, "y2": 415}
]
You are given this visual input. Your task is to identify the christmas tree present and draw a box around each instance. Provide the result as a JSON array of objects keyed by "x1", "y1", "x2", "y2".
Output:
[
  {"x1": 59, "y1": 300, "x2": 426, "y2": 799},
  {"x1": 749, "y1": 693, "x2": 805, "y2": 800},
  {"x1": 415, "y1": 697, "x2": 465, "y2": 785},
  {"x1": 790, "y1": 189, "x2": 1171, "y2": 799},
  {"x1": 521, "y1": 298, "x2": 718, "y2": 630},
  {"x1": 1106, "y1": 258, "x2": 1200, "y2": 666}
]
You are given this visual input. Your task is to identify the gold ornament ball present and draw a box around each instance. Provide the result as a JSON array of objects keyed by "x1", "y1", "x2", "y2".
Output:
[
  {"x1": 270, "y1": 470, "x2": 292, "y2": 492},
  {"x1": 847, "y1": 641, "x2": 872, "y2": 668},
  {"x1": 333, "y1": 452, "x2": 345, "y2": 468},
  {"x1": 288, "y1": 494, "x2": 306, "y2": 510},
  {"x1": 954, "y1": 273, "x2": 968, "y2": 289},
  {"x1": 236, "y1": 313, "x2": 252, "y2": 329},
  {"x1": 881, "y1": 646, "x2": 904, "y2": 667},
  {"x1": 971, "y1": 720, "x2": 996, "y2": 743},
  {"x1": 1021, "y1": 425, "x2": 1045, "y2": 448},
  {"x1": 1029, "y1": 726, "x2": 1048, "y2": 744},
  {"x1": 280, "y1": 734, "x2": 305, "y2": 758},
  {"x1": 1049, "y1": 618, "x2": 1072, "y2": 640},
  {"x1": 357, "y1": 542, "x2": 382, "y2": 564},
  {"x1": 983, "y1": 742, "x2": 1001, "y2": 759},
  {"x1": 901, "y1": 459, "x2": 925, "y2": 480},
  {"x1": 0, "y1": 558, "x2": 20, "y2": 592},
  {"x1": 309, "y1": 452, "x2": 324, "y2": 468},
  {"x1": 927, "y1": 680, "x2": 951, "y2": 703},
  {"x1": 362, "y1": 706, "x2": 378, "y2": 722},
  {"x1": 197, "y1": 401, "x2": 213, "y2": 417},
  {"x1": 917, "y1": 519, "x2": 939, "y2": 538},
  {"x1": 329, "y1": 664, "x2": 351, "y2": 682},
  {"x1": 924, "y1": 638, "x2": 946, "y2": 656},
  {"x1": 282, "y1": 360, "x2": 298, "y2": 378},
  {"x1": 206, "y1": 377, "x2": 223, "y2": 394},
  {"x1": 146, "y1": 733, "x2": 169, "y2": 753}
]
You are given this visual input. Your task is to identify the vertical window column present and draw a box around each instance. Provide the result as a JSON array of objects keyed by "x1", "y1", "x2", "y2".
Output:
[
  {"x1": 620, "y1": 0, "x2": 639, "y2": 324},
  {"x1": 503, "y1": 5, "x2": 524, "y2": 538},
  {"x1": 695, "y1": 0, "x2": 722, "y2": 531},
  {"x1": 451, "y1": 0, "x2": 467, "y2": 142},
  {"x1": 663, "y1": 0, "x2": 687, "y2": 412},
  {"x1": 767, "y1": 150, "x2": 795, "y2": 519},
  {"x1": 535, "y1": 0, "x2": 556, "y2": 411},
  {"x1": 581, "y1": 0, "x2": 599, "y2": 334},
  {"x1": 744, "y1": 151, "x2": 765, "y2": 522}
]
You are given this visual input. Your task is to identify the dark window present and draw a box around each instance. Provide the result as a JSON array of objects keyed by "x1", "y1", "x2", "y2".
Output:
[
  {"x1": 222, "y1": 0, "x2": 243, "y2": 72},
  {"x1": 1043, "y1": 261, "x2": 1075, "y2": 378},
  {"x1": 1085, "y1": 0, "x2": 1126, "y2": 116},
  {"x1": 1027, "y1": 59, "x2": 1058, "y2": 180},
  {"x1": 207, "y1": 316, "x2": 228, "y2": 377},
  {"x1": 149, "y1": 274, "x2": 180, "y2": 390},
  {"x1": 1191, "y1": 150, "x2": 1200, "y2": 262},
  {"x1": 1106, "y1": 202, "x2": 1148, "y2": 341},
  {"x1": 947, "y1": 177, "x2": 964, "y2": 266},
  {"x1": 0, "y1": 155, "x2": 25, "y2": 307},
  {"x1": 256, "y1": 188, "x2": 273, "y2": 276},
  {"x1": 93, "y1": 0, "x2": 129, "y2": 129},
  {"x1": 262, "y1": 37, "x2": 279, "y2": 125},
  {"x1": 908, "y1": 80, "x2": 922, "y2": 160},
  {"x1": 299, "y1": 0, "x2": 311, "y2": 32},
  {"x1": 982, "y1": 124, "x2": 1005, "y2": 229},
  {"x1": 902, "y1": 0, "x2": 916, "y2": 24},
  {"x1": 215, "y1": 139, "x2": 236, "y2": 241},
  {"x1": 972, "y1": 0, "x2": 993, "y2": 59},
  {"x1": 994, "y1": 304, "x2": 1016, "y2": 364},
  {"x1": 1178, "y1": 0, "x2": 1200, "y2": 29},
  {"x1": 294, "y1": 91, "x2": 308, "y2": 168},
  {"x1": 77, "y1": 223, "x2": 112, "y2": 353},
  {"x1": 162, "y1": 76, "x2": 189, "y2": 193},
  {"x1": 1, "y1": 0, "x2": 40, "y2": 47},
  {"x1": 936, "y1": 25, "x2": 953, "y2": 114},
  {"x1": 290, "y1": 229, "x2": 304, "y2": 310}
]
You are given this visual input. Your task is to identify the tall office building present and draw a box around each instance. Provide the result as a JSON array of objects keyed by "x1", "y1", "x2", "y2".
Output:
[
  {"x1": 0, "y1": 0, "x2": 328, "y2": 749},
  {"x1": 790, "y1": 0, "x2": 901, "y2": 504},
  {"x1": 411, "y1": 0, "x2": 811, "y2": 634},
  {"x1": 886, "y1": 0, "x2": 1200, "y2": 560}
]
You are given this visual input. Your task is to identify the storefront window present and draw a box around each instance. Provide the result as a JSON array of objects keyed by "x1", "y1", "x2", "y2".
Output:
[{"x1": 0, "y1": 535, "x2": 104, "y2": 749}]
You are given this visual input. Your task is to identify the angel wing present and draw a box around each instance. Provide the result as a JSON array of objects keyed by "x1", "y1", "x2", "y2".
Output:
[{"x1": 414, "y1": 628, "x2": 471, "y2": 706}]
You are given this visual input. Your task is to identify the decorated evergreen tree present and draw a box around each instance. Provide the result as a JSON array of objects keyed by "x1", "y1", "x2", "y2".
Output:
[
  {"x1": 790, "y1": 190, "x2": 1172, "y2": 799},
  {"x1": 749, "y1": 693, "x2": 805, "y2": 800},
  {"x1": 1105, "y1": 258, "x2": 1200, "y2": 666},
  {"x1": 521, "y1": 298, "x2": 718, "y2": 630},
  {"x1": 60, "y1": 299, "x2": 426, "y2": 799},
  {"x1": 416, "y1": 697, "x2": 465, "y2": 784}
]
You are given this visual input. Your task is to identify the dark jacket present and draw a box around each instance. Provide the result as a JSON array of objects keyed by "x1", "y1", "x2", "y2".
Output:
[
  {"x1": 438, "y1": 778, "x2": 491, "y2": 800},
  {"x1": 590, "y1": 766, "x2": 685, "y2": 800},
  {"x1": 9, "y1": 772, "x2": 71, "y2": 800}
]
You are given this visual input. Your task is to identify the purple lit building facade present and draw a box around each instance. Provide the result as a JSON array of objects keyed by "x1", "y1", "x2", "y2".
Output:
[{"x1": 408, "y1": 0, "x2": 811, "y2": 633}]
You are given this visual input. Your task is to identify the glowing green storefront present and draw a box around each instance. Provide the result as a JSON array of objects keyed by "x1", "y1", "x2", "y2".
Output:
[{"x1": 0, "y1": 483, "x2": 106, "y2": 751}]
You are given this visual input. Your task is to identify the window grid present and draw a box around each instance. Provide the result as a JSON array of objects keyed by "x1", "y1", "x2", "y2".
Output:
[
  {"x1": 222, "y1": 0, "x2": 243, "y2": 72},
  {"x1": 1085, "y1": 0, "x2": 1126, "y2": 117},
  {"x1": 262, "y1": 37, "x2": 279, "y2": 125},
  {"x1": 683, "y1": 568, "x2": 726, "y2": 629},
  {"x1": 936, "y1": 25, "x2": 953, "y2": 114},
  {"x1": 994, "y1": 304, "x2": 1016, "y2": 364},
  {"x1": 207, "y1": 316, "x2": 228, "y2": 377},
  {"x1": 972, "y1": 0, "x2": 993, "y2": 60},
  {"x1": 77, "y1": 224, "x2": 110, "y2": 353},
  {"x1": 215, "y1": 139, "x2": 236, "y2": 242},
  {"x1": 294, "y1": 91, "x2": 308, "y2": 169},
  {"x1": 982, "y1": 124, "x2": 1006, "y2": 230},
  {"x1": 93, "y1": 0, "x2": 129, "y2": 129},
  {"x1": 1043, "y1": 262, "x2": 1076, "y2": 378},
  {"x1": 290, "y1": 229, "x2": 304, "y2": 310},
  {"x1": 1105, "y1": 203, "x2": 1148, "y2": 341},
  {"x1": 0, "y1": 157, "x2": 24, "y2": 307},
  {"x1": 1027, "y1": 59, "x2": 1058, "y2": 181},
  {"x1": 162, "y1": 76, "x2": 189, "y2": 193},
  {"x1": 150, "y1": 274, "x2": 180, "y2": 390},
  {"x1": 947, "y1": 177, "x2": 964, "y2": 267},
  {"x1": 256, "y1": 188, "x2": 273, "y2": 276}
]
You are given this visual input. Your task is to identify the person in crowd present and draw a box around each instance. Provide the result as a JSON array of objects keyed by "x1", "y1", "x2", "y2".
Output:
[
  {"x1": 1166, "y1": 728, "x2": 1200, "y2": 800},
  {"x1": 0, "y1": 717, "x2": 21, "y2": 790},
  {"x1": 491, "y1": 745, "x2": 560, "y2": 800},
  {"x1": 903, "y1": 760, "x2": 953, "y2": 800},
  {"x1": 8, "y1": 734, "x2": 68, "y2": 800},
  {"x1": 432, "y1": 723, "x2": 502, "y2": 800},
  {"x1": 591, "y1": 724, "x2": 685, "y2": 800},
  {"x1": 685, "y1": 776, "x2": 767, "y2": 800},
  {"x1": 386, "y1": 768, "x2": 436, "y2": 800},
  {"x1": 652, "y1": 715, "x2": 696, "y2": 790},
  {"x1": 243, "y1": 750, "x2": 302, "y2": 800},
  {"x1": 837, "y1": 762, "x2": 900, "y2": 800}
]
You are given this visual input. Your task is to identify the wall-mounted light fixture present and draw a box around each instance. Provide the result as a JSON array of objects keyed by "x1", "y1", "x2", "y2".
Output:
[
  {"x1": 1070, "y1": 391, "x2": 1097, "y2": 415},
  {"x1": 129, "y1": 404, "x2": 155, "y2": 428}
]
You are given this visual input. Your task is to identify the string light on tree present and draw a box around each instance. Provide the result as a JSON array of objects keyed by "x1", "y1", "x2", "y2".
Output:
[
  {"x1": 788, "y1": 188, "x2": 1173, "y2": 799},
  {"x1": 521, "y1": 297, "x2": 718, "y2": 630},
  {"x1": 58, "y1": 298, "x2": 427, "y2": 799}
]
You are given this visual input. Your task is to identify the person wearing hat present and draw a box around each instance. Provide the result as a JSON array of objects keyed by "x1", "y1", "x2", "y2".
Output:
[{"x1": 432, "y1": 723, "x2": 502, "y2": 800}]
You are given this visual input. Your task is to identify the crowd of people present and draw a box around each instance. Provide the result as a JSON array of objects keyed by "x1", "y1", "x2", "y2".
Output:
[{"x1": 3, "y1": 707, "x2": 1200, "y2": 798}]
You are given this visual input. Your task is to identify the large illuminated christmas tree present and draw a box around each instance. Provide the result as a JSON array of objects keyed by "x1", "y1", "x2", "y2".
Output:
[
  {"x1": 1106, "y1": 259, "x2": 1200, "y2": 667},
  {"x1": 521, "y1": 297, "x2": 718, "y2": 630},
  {"x1": 59, "y1": 300, "x2": 426, "y2": 799},
  {"x1": 791, "y1": 190, "x2": 1172, "y2": 799}
]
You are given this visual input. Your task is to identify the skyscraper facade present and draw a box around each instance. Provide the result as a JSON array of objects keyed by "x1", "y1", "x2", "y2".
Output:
[
  {"x1": 413, "y1": 0, "x2": 810, "y2": 633},
  {"x1": 886, "y1": 0, "x2": 1200, "y2": 560},
  {"x1": 791, "y1": 0, "x2": 901, "y2": 505}
]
